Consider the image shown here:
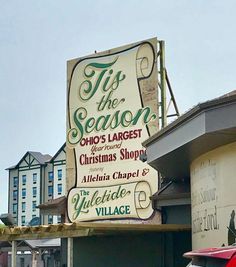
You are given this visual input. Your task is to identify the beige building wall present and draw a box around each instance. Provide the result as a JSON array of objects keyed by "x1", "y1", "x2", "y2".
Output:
[
  {"x1": 18, "y1": 168, "x2": 41, "y2": 225},
  {"x1": 42, "y1": 162, "x2": 53, "y2": 224},
  {"x1": 7, "y1": 152, "x2": 52, "y2": 226},
  {"x1": 8, "y1": 168, "x2": 18, "y2": 224},
  {"x1": 52, "y1": 149, "x2": 66, "y2": 224}
]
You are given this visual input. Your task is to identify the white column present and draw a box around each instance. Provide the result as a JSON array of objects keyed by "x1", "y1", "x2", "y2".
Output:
[
  {"x1": 11, "y1": 240, "x2": 17, "y2": 267},
  {"x1": 67, "y1": 237, "x2": 73, "y2": 267},
  {"x1": 32, "y1": 250, "x2": 37, "y2": 267},
  {"x1": 37, "y1": 249, "x2": 44, "y2": 267}
]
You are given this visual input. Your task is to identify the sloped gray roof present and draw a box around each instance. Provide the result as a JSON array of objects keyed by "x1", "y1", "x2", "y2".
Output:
[
  {"x1": 29, "y1": 151, "x2": 52, "y2": 164},
  {"x1": 6, "y1": 151, "x2": 52, "y2": 170},
  {"x1": 26, "y1": 238, "x2": 61, "y2": 248},
  {"x1": 38, "y1": 196, "x2": 66, "y2": 209},
  {"x1": 38, "y1": 196, "x2": 66, "y2": 215},
  {"x1": 151, "y1": 181, "x2": 190, "y2": 200},
  {"x1": 0, "y1": 239, "x2": 60, "y2": 251},
  {"x1": 5, "y1": 164, "x2": 17, "y2": 170}
]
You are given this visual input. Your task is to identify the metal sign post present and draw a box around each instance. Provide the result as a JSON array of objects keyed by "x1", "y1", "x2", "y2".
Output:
[
  {"x1": 67, "y1": 237, "x2": 73, "y2": 267},
  {"x1": 11, "y1": 241, "x2": 16, "y2": 267},
  {"x1": 158, "y1": 40, "x2": 179, "y2": 128}
]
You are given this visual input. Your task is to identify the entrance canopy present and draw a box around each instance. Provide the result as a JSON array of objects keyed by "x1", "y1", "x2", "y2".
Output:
[{"x1": 0, "y1": 222, "x2": 191, "y2": 241}]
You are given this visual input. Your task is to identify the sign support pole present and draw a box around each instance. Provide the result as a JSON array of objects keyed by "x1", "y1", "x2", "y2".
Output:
[
  {"x1": 67, "y1": 237, "x2": 73, "y2": 267},
  {"x1": 11, "y1": 240, "x2": 16, "y2": 267},
  {"x1": 158, "y1": 40, "x2": 179, "y2": 128},
  {"x1": 159, "y1": 40, "x2": 167, "y2": 128}
]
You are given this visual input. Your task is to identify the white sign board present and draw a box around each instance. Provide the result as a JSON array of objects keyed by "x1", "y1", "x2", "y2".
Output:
[{"x1": 67, "y1": 38, "x2": 159, "y2": 222}]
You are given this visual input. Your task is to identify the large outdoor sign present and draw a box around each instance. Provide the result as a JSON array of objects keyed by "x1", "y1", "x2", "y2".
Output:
[
  {"x1": 66, "y1": 38, "x2": 159, "y2": 222},
  {"x1": 191, "y1": 142, "x2": 236, "y2": 249}
]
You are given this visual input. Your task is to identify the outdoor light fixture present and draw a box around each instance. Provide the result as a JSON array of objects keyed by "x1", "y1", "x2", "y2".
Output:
[
  {"x1": 0, "y1": 213, "x2": 16, "y2": 227},
  {"x1": 139, "y1": 153, "x2": 147, "y2": 162}
]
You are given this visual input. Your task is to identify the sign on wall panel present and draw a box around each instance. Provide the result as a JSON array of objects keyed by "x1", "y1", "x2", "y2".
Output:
[
  {"x1": 191, "y1": 141, "x2": 236, "y2": 249},
  {"x1": 66, "y1": 38, "x2": 159, "y2": 222}
]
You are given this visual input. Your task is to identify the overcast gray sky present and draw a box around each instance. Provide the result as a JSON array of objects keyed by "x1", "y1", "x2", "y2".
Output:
[{"x1": 1, "y1": 0, "x2": 236, "y2": 215}]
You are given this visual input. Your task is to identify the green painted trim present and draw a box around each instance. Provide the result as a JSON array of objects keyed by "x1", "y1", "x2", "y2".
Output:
[
  {"x1": 53, "y1": 159, "x2": 66, "y2": 164},
  {"x1": 29, "y1": 155, "x2": 35, "y2": 165},
  {"x1": 24, "y1": 157, "x2": 29, "y2": 165},
  {"x1": 50, "y1": 143, "x2": 66, "y2": 163},
  {"x1": 17, "y1": 152, "x2": 47, "y2": 170},
  {"x1": 19, "y1": 166, "x2": 40, "y2": 171},
  {"x1": 54, "y1": 162, "x2": 66, "y2": 166},
  {"x1": 22, "y1": 159, "x2": 29, "y2": 166},
  {"x1": 19, "y1": 163, "x2": 41, "y2": 168}
]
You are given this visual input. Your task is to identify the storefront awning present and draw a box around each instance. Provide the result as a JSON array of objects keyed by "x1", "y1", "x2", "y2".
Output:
[
  {"x1": 151, "y1": 180, "x2": 191, "y2": 207},
  {"x1": 143, "y1": 91, "x2": 236, "y2": 179}
]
